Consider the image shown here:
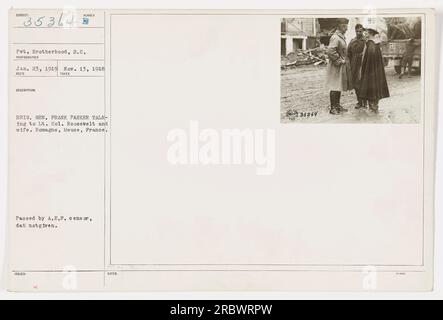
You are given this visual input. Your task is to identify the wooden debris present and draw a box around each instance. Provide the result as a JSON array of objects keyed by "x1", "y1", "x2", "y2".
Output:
[{"x1": 281, "y1": 47, "x2": 328, "y2": 69}]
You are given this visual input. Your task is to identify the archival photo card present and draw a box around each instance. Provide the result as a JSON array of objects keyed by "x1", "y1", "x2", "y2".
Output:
[{"x1": 7, "y1": 9, "x2": 436, "y2": 292}]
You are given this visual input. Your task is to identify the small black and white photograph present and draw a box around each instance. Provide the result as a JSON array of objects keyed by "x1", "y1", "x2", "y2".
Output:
[{"x1": 281, "y1": 16, "x2": 423, "y2": 123}]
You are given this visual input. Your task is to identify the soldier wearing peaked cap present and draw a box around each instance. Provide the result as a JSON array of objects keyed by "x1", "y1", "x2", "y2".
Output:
[
  {"x1": 348, "y1": 23, "x2": 367, "y2": 109},
  {"x1": 326, "y1": 18, "x2": 353, "y2": 115}
]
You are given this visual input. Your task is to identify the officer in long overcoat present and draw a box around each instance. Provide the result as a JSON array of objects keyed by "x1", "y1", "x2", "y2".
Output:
[{"x1": 326, "y1": 18, "x2": 353, "y2": 115}]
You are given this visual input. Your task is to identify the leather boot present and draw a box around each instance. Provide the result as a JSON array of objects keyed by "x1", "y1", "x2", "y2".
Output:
[
  {"x1": 369, "y1": 100, "x2": 379, "y2": 112},
  {"x1": 362, "y1": 99, "x2": 368, "y2": 108},
  {"x1": 336, "y1": 91, "x2": 348, "y2": 113},
  {"x1": 374, "y1": 99, "x2": 380, "y2": 111},
  {"x1": 329, "y1": 91, "x2": 340, "y2": 115},
  {"x1": 355, "y1": 90, "x2": 364, "y2": 109},
  {"x1": 355, "y1": 97, "x2": 364, "y2": 109}
]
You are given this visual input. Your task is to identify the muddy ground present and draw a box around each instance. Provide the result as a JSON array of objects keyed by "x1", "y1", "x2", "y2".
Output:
[{"x1": 281, "y1": 64, "x2": 421, "y2": 124}]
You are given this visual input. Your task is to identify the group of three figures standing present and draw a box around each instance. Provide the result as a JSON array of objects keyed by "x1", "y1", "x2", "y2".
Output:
[{"x1": 326, "y1": 19, "x2": 390, "y2": 115}]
